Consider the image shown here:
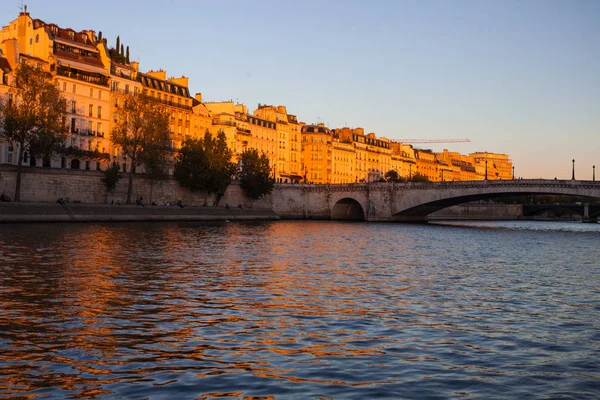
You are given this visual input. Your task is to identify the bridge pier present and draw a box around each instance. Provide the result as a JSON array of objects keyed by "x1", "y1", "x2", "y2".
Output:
[{"x1": 583, "y1": 203, "x2": 598, "y2": 223}]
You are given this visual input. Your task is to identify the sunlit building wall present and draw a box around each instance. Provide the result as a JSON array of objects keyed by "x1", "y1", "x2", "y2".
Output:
[
  {"x1": 389, "y1": 142, "x2": 417, "y2": 180},
  {"x1": 470, "y1": 152, "x2": 513, "y2": 180},
  {"x1": 0, "y1": 11, "x2": 112, "y2": 171},
  {"x1": 302, "y1": 124, "x2": 332, "y2": 184},
  {"x1": 331, "y1": 138, "x2": 356, "y2": 184},
  {"x1": 254, "y1": 104, "x2": 303, "y2": 183}
]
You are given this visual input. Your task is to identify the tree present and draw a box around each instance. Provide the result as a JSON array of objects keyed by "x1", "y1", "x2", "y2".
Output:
[
  {"x1": 409, "y1": 173, "x2": 430, "y2": 183},
  {"x1": 174, "y1": 130, "x2": 237, "y2": 205},
  {"x1": 101, "y1": 163, "x2": 121, "y2": 195},
  {"x1": 120, "y1": 44, "x2": 125, "y2": 58},
  {"x1": 238, "y1": 148, "x2": 275, "y2": 200},
  {"x1": 116, "y1": 36, "x2": 120, "y2": 54},
  {"x1": 98, "y1": 31, "x2": 103, "y2": 41},
  {"x1": 126, "y1": 46, "x2": 130, "y2": 63},
  {"x1": 144, "y1": 149, "x2": 170, "y2": 204},
  {"x1": 0, "y1": 62, "x2": 67, "y2": 201},
  {"x1": 384, "y1": 169, "x2": 405, "y2": 183},
  {"x1": 111, "y1": 94, "x2": 171, "y2": 204}
]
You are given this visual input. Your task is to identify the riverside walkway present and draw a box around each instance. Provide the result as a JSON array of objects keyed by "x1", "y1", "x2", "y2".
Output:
[{"x1": 0, "y1": 202, "x2": 279, "y2": 223}]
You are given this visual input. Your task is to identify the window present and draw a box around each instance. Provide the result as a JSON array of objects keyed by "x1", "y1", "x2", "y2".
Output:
[
  {"x1": 98, "y1": 90, "x2": 101, "y2": 99},
  {"x1": 125, "y1": 84, "x2": 129, "y2": 94},
  {"x1": 97, "y1": 106, "x2": 102, "y2": 119},
  {"x1": 71, "y1": 101, "x2": 77, "y2": 114},
  {"x1": 97, "y1": 122, "x2": 102, "y2": 135},
  {"x1": 35, "y1": 34, "x2": 39, "y2": 43},
  {"x1": 89, "y1": 104, "x2": 93, "y2": 117},
  {"x1": 90, "y1": 88, "x2": 93, "y2": 97},
  {"x1": 62, "y1": 82, "x2": 66, "y2": 91},
  {"x1": 72, "y1": 84, "x2": 76, "y2": 94}
]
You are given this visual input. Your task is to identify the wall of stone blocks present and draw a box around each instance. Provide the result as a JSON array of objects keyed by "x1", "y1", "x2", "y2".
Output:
[{"x1": 0, "y1": 166, "x2": 272, "y2": 208}]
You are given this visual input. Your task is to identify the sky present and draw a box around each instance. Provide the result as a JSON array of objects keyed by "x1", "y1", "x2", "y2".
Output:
[{"x1": 13, "y1": 0, "x2": 600, "y2": 179}]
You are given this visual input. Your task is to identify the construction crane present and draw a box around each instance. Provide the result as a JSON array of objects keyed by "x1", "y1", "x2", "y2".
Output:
[{"x1": 394, "y1": 138, "x2": 471, "y2": 144}]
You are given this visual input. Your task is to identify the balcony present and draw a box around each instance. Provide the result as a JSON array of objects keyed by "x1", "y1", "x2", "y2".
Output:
[
  {"x1": 213, "y1": 120, "x2": 237, "y2": 127},
  {"x1": 57, "y1": 65, "x2": 109, "y2": 87}
]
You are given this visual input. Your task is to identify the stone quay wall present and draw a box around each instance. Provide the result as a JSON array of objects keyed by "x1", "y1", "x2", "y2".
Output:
[{"x1": 0, "y1": 166, "x2": 271, "y2": 208}]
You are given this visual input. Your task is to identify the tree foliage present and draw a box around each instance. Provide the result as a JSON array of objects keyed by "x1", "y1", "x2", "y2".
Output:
[
  {"x1": 384, "y1": 169, "x2": 406, "y2": 183},
  {"x1": 0, "y1": 62, "x2": 67, "y2": 201},
  {"x1": 101, "y1": 163, "x2": 121, "y2": 194},
  {"x1": 409, "y1": 172, "x2": 430, "y2": 182},
  {"x1": 239, "y1": 148, "x2": 275, "y2": 200},
  {"x1": 111, "y1": 94, "x2": 171, "y2": 204},
  {"x1": 174, "y1": 130, "x2": 237, "y2": 201}
]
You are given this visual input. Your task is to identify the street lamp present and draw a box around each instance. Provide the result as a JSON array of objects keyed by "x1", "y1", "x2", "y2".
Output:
[
  {"x1": 512, "y1": 165, "x2": 515, "y2": 180},
  {"x1": 572, "y1": 159, "x2": 575, "y2": 180},
  {"x1": 485, "y1": 160, "x2": 488, "y2": 180},
  {"x1": 594, "y1": 165, "x2": 596, "y2": 182}
]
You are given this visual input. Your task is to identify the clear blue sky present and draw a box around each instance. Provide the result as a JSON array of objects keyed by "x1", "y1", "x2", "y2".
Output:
[{"x1": 17, "y1": 0, "x2": 600, "y2": 179}]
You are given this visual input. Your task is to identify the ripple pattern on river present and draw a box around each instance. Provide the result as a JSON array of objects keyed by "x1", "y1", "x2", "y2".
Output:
[{"x1": 1, "y1": 221, "x2": 599, "y2": 399}]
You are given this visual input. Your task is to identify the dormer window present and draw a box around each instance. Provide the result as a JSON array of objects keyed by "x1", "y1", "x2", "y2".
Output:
[{"x1": 69, "y1": 31, "x2": 74, "y2": 39}]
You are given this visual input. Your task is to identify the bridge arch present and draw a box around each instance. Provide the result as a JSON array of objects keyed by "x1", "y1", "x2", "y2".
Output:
[
  {"x1": 391, "y1": 181, "x2": 600, "y2": 222},
  {"x1": 331, "y1": 197, "x2": 365, "y2": 221}
]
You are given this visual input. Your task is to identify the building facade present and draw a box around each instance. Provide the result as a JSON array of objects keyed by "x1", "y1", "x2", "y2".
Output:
[{"x1": 1, "y1": 10, "x2": 513, "y2": 186}]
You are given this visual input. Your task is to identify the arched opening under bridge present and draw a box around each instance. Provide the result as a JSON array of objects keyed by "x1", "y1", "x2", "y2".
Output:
[{"x1": 331, "y1": 198, "x2": 365, "y2": 221}]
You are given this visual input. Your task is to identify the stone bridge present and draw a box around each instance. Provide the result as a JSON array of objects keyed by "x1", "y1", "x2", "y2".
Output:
[{"x1": 273, "y1": 180, "x2": 600, "y2": 222}]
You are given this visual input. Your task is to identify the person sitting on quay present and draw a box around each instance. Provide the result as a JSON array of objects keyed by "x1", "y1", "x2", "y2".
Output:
[
  {"x1": 135, "y1": 197, "x2": 145, "y2": 207},
  {"x1": 0, "y1": 192, "x2": 10, "y2": 202}
]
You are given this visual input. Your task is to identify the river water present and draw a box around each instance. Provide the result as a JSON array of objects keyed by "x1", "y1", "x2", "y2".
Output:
[{"x1": 0, "y1": 220, "x2": 598, "y2": 399}]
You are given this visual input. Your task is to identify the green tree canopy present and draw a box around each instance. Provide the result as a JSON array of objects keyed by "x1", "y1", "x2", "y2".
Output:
[
  {"x1": 409, "y1": 172, "x2": 430, "y2": 182},
  {"x1": 0, "y1": 62, "x2": 67, "y2": 201},
  {"x1": 384, "y1": 169, "x2": 406, "y2": 183},
  {"x1": 101, "y1": 163, "x2": 121, "y2": 194},
  {"x1": 111, "y1": 94, "x2": 171, "y2": 204},
  {"x1": 239, "y1": 148, "x2": 275, "y2": 200},
  {"x1": 174, "y1": 130, "x2": 237, "y2": 203}
]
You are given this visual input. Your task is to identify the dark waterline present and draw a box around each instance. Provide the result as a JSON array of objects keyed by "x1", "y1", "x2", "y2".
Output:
[{"x1": 1, "y1": 220, "x2": 599, "y2": 399}]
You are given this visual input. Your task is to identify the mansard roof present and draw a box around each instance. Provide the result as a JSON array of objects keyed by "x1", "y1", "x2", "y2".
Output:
[{"x1": 139, "y1": 73, "x2": 191, "y2": 98}]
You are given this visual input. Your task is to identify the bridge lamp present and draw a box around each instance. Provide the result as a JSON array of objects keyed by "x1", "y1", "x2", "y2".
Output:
[
  {"x1": 594, "y1": 165, "x2": 596, "y2": 182},
  {"x1": 485, "y1": 160, "x2": 488, "y2": 180},
  {"x1": 572, "y1": 159, "x2": 575, "y2": 180},
  {"x1": 512, "y1": 166, "x2": 515, "y2": 180}
]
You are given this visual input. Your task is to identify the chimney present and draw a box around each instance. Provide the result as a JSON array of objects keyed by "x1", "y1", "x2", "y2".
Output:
[
  {"x1": 169, "y1": 76, "x2": 189, "y2": 87},
  {"x1": 195, "y1": 93, "x2": 203, "y2": 103},
  {"x1": 147, "y1": 69, "x2": 167, "y2": 81}
]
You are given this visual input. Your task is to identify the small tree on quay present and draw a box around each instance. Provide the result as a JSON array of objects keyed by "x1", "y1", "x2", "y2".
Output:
[
  {"x1": 238, "y1": 148, "x2": 275, "y2": 201},
  {"x1": 174, "y1": 130, "x2": 237, "y2": 205},
  {"x1": 111, "y1": 94, "x2": 171, "y2": 204}
]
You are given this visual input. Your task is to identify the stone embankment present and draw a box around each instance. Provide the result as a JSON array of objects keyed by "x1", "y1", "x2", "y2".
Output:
[{"x1": 0, "y1": 202, "x2": 279, "y2": 223}]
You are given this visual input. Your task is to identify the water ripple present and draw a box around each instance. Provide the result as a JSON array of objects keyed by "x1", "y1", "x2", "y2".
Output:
[{"x1": 0, "y1": 221, "x2": 599, "y2": 399}]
